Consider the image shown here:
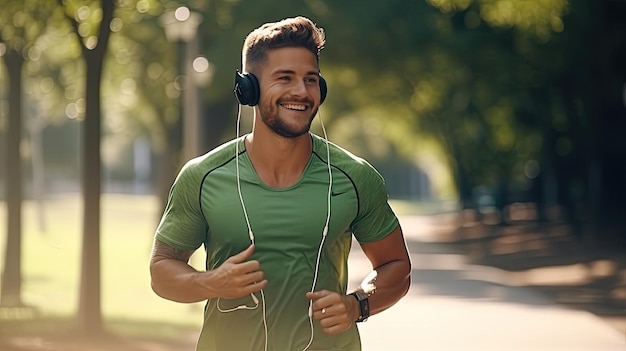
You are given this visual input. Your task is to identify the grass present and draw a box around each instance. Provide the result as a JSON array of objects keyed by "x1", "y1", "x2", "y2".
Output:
[{"x1": 0, "y1": 193, "x2": 204, "y2": 344}]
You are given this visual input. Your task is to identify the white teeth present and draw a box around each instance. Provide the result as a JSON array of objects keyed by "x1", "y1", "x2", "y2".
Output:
[{"x1": 282, "y1": 104, "x2": 306, "y2": 111}]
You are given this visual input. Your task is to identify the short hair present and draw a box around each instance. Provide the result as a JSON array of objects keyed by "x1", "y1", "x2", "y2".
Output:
[{"x1": 242, "y1": 16, "x2": 325, "y2": 73}]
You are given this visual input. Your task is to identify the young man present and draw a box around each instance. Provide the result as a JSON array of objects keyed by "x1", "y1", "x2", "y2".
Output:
[{"x1": 150, "y1": 16, "x2": 411, "y2": 351}]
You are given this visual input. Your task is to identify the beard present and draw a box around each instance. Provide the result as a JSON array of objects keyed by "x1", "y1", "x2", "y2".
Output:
[{"x1": 259, "y1": 100, "x2": 318, "y2": 138}]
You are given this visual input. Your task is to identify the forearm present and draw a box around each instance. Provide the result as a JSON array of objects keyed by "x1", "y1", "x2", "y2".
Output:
[
  {"x1": 150, "y1": 238, "x2": 224, "y2": 303},
  {"x1": 353, "y1": 258, "x2": 411, "y2": 317},
  {"x1": 348, "y1": 224, "x2": 412, "y2": 321},
  {"x1": 150, "y1": 258, "x2": 217, "y2": 303}
]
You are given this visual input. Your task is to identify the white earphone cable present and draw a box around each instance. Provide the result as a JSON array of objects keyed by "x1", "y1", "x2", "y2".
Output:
[
  {"x1": 234, "y1": 104, "x2": 268, "y2": 351},
  {"x1": 302, "y1": 110, "x2": 332, "y2": 351},
  {"x1": 232, "y1": 103, "x2": 331, "y2": 351},
  {"x1": 236, "y1": 104, "x2": 255, "y2": 244}
]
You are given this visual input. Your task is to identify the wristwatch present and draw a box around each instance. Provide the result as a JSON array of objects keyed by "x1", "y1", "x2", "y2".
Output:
[{"x1": 350, "y1": 291, "x2": 370, "y2": 322}]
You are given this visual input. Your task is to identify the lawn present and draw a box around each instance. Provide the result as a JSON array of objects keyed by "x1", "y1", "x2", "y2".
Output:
[{"x1": 0, "y1": 193, "x2": 204, "y2": 348}]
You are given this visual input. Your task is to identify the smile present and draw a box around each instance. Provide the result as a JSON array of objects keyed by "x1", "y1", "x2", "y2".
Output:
[{"x1": 281, "y1": 103, "x2": 307, "y2": 111}]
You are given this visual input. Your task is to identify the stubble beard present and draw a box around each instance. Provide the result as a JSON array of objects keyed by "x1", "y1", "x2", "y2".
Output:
[{"x1": 260, "y1": 103, "x2": 318, "y2": 138}]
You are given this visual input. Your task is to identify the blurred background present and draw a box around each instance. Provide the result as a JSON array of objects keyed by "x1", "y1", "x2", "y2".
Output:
[{"x1": 0, "y1": 0, "x2": 625, "y2": 350}]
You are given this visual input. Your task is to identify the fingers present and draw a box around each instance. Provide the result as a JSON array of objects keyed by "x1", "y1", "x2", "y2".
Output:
[
  {"x1": 225, "y1": 244, "x2": 255, "y2": 264},
  {"x1": 238, "y1": 279, "x2": 268, "y2": 297},
  {"x1": 313, "y1": 304, "x2": 352, "y2": 335},
  {"x1": 306, "y1": 290, "x2": 354, "y2": 335},
  {"x1": 306, "y1": 289, "x2": 335, "y2": 304},
  {"x1": 238, "y1": 268, "x2": 266, "y2": 287},
  {"x1": 317, "y1": 318, "x2": 350, "y2": 335},
  {"x1": 211, "y1": 245, "x2": 268, "y2": 299},
  {"x1": 227, "y1": 246, "x2": 264, "y2": 285}
]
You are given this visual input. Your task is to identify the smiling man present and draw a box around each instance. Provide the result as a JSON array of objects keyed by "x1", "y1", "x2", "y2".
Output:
[{"x1": 149, "y1": 16, "x2": 411, "y2": 351}]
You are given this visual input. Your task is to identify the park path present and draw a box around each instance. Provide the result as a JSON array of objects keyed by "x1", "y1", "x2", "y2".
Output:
[{"x1": 350, "y1": 214, "x2": 626, "y2": 351}]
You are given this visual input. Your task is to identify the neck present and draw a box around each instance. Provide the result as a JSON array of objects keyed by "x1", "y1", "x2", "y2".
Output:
[{"x1": 245, "y1": 128, "x2": 312, "y2": 188}]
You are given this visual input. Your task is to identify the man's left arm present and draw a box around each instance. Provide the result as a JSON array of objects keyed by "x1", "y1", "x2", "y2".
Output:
[
  {"x1": 353, "y1": 224, "x2": 411, "y2": 316},
  {"x1": 307, "y1": 224, "x2": 411, "y2": 334}
]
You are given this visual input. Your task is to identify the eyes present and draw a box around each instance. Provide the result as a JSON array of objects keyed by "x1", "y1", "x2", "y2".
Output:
[
  {"x1": 305, "y1": 77, "x2": 319, "y2": 84},
  {"x1": 278, "y1": 75, "x2": 319, "y2": 84}
]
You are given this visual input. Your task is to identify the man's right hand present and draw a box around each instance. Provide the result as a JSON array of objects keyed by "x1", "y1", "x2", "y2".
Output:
[
  {"x1": 150, "y1": 240, "x2": 267, "y2": 303},
  {"x1": 200, "y1": 244, "x2": 268, "y2": 299}
]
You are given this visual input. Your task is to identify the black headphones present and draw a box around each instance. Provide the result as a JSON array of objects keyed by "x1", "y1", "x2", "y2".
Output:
[{"x1": 234, "y1": 70, "x2": 327, "y2": 106}]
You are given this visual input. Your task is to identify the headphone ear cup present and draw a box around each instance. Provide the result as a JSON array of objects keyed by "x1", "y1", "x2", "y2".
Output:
[
  {"x1": 319, "y1": 76, "x2": 328, "y2": 104},
  {"x1": 234, "y1": 71, "x2": 260, "y2": 106}
]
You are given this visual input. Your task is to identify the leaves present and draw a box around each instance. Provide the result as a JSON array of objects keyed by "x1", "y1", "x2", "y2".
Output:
[{"x1": 2, "y1": 0, "x2": 624, "y2": 212}]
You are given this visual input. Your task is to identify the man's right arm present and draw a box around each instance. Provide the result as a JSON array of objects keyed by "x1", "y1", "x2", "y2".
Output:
[{"x1": 149, "y1": 239, "x2": 268, "y2": 303}]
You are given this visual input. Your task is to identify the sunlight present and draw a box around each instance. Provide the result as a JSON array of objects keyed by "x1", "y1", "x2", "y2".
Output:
[
  {"x1": 480, "y1": 0, "x2": 568, "y2": 38},
  {"x1": 513, "y1": 264, "x2": 590, "y2": 286},
  {"x1": 427, "y1": 0, "x2": 473, "y2": 13},
  {"x1": 426, "y1": 0, "x2": 568, "y2": 38}
]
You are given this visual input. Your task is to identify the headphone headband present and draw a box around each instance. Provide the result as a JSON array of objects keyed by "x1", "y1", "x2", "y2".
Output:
[{"x1": 234, "y1": 70, "x2": 327, "y2": 106}]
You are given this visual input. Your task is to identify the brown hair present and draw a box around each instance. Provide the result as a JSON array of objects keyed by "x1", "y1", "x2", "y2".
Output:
[{"x1": 242, "y1": 16, "x2": 325, "y2": 73}]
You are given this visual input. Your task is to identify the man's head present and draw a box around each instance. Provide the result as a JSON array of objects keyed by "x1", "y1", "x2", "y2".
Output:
[
  {"x1": 236, "y1": 17, "x2": 327, "y2": 138},
  {"x1": 242, "y1": 16, "x2": 325, "y2": 74}
]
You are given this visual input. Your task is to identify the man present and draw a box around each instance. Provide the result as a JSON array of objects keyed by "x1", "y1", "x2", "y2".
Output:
[{"x1": 150, "y1": 16, "x2": 411, "y2": 351}]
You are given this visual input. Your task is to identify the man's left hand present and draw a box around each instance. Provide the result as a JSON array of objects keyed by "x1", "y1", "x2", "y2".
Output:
[{"x1": 306, "y1": 290, "x2": 358, "y2": 335}]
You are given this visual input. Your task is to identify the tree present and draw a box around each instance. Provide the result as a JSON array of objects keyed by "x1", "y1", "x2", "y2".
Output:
[
  {"x1": 0, "y1": 0, "x2": 58, "y2": 308},
  {"x1": 58, "y1": 0, "x2": 115, "y2": 333},
  {"x1": 0, "y1": 24, "x2": 25, "y2": 308}
]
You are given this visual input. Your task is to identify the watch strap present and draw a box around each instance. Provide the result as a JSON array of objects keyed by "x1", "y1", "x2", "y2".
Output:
[{"x1": 350, "y1": 291, "x2": 370, "y2": 322}]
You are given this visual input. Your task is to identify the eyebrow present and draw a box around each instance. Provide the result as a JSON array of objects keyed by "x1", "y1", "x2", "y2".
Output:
[{"x1": 271, "y1": 69, "x2": 320, "y2": 77}]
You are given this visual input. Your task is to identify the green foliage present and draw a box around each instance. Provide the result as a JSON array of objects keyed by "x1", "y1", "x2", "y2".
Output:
[
  {"x1": 0, "y1": 1, "x2": 73, "y2": 123},
  {"x1": 2, "y1": 0, "x2": 624, "y2": 214}
]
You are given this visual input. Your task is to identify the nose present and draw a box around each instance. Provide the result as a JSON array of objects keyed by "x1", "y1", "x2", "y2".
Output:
[{"x1": 291, "y1": 79, "x2": 308, "y2": 98}]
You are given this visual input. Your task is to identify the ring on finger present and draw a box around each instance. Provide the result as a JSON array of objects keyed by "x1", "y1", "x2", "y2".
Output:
[{"x1": 321, "y1": 308, "x2": 326, "y2": 314}]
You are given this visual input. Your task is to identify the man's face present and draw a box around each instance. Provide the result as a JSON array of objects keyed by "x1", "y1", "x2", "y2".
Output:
[{"x1": 256, "y1": 47, "x2": 321, "y2": 138}]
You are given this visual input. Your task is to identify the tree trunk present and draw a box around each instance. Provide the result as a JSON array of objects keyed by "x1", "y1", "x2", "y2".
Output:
[
  {"x1": 76, "y1": 49, "x2": 103, "y2": 334},
  {"x1": 1, "y1": 47, "x2": 24, "y2": 307},
  {"x1": 74, "y1": 0, "x2": 114, "y2": 334}
]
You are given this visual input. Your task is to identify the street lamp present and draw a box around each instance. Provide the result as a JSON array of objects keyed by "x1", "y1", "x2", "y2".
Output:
[
  {"x1": 192, "y1": 56, "x2": 214, "y2": 87},
  {"x1": 187, "y1": 55, "x2": 214, "y2": 156},
  {"x1": 159, "y1": 6, "x2": 203, "y2": 161},
  {"x1": 160, "y1": 6, "x2": 202, "y2": 44}
]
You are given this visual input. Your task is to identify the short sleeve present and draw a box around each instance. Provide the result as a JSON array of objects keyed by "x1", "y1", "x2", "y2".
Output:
[
  {"x1": 155, "y1": 161, "x2": 207, "y2": 251},
  {"x1": 350, "y1": 163, "x2": 399, "y2": 243}
]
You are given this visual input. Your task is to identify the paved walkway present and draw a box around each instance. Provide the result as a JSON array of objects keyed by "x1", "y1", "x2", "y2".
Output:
[{"x1": 348, "y1": 215, "x2": 626, "y2": 351}]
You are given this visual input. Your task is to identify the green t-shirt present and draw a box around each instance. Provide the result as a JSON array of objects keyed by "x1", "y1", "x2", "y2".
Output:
[{"x1": 156, "y1": 134, "x2": 399, "y2": 351}]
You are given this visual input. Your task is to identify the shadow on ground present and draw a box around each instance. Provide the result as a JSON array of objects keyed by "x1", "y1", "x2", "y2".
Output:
[
  {"x1": 414, "y1": 205, "x2": 626, "y2": 331},
  {"x1": 0, "y1": 316, "x2": 198, "y2": 351}
]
